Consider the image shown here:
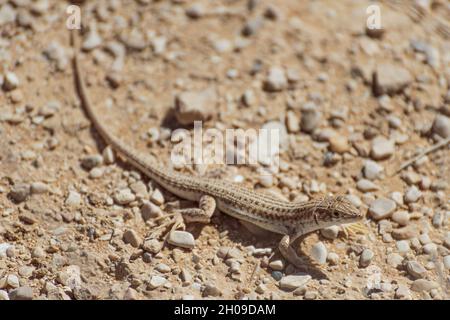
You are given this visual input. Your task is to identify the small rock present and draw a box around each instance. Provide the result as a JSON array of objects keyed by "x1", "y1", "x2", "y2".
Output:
[
  {"x1": 285, "y1": 111, "x2": 300, "y2": 133},
  {"x1": 411, "y1": 279, "x2": 439, "y2": 292},
  {"x1": 304, "y1": 290, "x2": 318, "y2": 300},
  {"x1": 369, "y1": 197, "x2": 396, "y2": 220},
  {"x1": 65, "y1": 190, "x2": 81, "y2": 207},
  {"x1": 391, "y1": 211, "x2": 410, "y2": 226},
  {"x1": 390, "y1": 191, "x2": 404, "y2": 206},
  {"x1": 269, "y1": 260, "x2": 285, "y2": 271},
  {"x1": 155, "y1": 263, "x2": 171, "y2": 273},
  {"x1": 141, "y1": 201, "x2": 163, "y2": 221},
  {"x1": 320, "y1": 226, "x2": 340, "y2": 240},
  {"x1": 203, "y1": 283, "x2": 222, "y2": 297},
  {"x1": 8, "y1": 286, "x2": 33, "y2": 300},
  {"x1": 150, "y1": 189, "x2": 165, "y2": 205},
  {"x1": 57, "y1": 265, "x2": 82, "y2": 289},
  {"x1": 329, "y1": 135, "x2": 350, "y2": 154},
  {"x1": 114, "y1": 189, "x2": 136, "y2": 205},
  {"x1": 396, "y1": 240, "x2": 410, "y2": 253},
  {"x1": 9, "y1": 184, "x2": 30, "y2": 203},
  {"x1": 81, "y1": 154, "x2": 103, "y2": 170},
  {"x1": 356, "y1": 179, "x2": 379, "y2": 192},
  {"x1": 3, "y1": 72, "x2": 20, "y2": 91},
  {"x1": 363, "y1": 160, "x2": 384, "y2": 180},
  {"x1": 0, "y1": 274, "x2": 19, "y2": 289},
  {"x1": 148, "y1": 275, "x2": 166, "y2": 289},
  {"x1": 167, "y1": 231, "x2": 195, "y2": 249},
  {"x1": 279, "y1": 274, "x2": 311, "y2": 291},
  {"x1": 387, "y1": 253, "x2": 403, "y2": 268},
  {"x1": 395, "y1": 285, "x2": 411, "y2": 299},
  {"x1": 373, "y1": 64, "x2": 413, "y2": 95},
  {"x1": 370, "y1": 136, "x2": 395, "y2": 160},
  {"x1": 430, "y1": 115, "x2": 450, "y2": 138},
  {"x1": 30, "y1": 182, "x2": 48, "y2": 194},
  {"x1": 406, "y1": 261, "x2": 426, "y2": 279},
  {"x1": 392, "y1": 226, "x2": 418, "y2": 240},
  {"x1": 82, "y1": 23, "x2": 102, "y2": 50},
  {"x1": 404, "y1": 186, "x2": 422, "y2": 204},
  {"x1": 0, "y1": 290, "x2": 9, "y2": 300},
  {"x1": 359, "y1": 249, "x2": 374, "y2": 268},
  {"x1": 123, "y1": 229, "x2": 142, "y2": 248},
  {"x1": 422, "y1": 243, "x2": 437, "y2": 254},
  {"x1": 300, "y1": 102, "x2": 321, "y2": 133},
  {"x1": 263, "y1": 67, "x2": 287, "y2": 92},
  {"x1": 327, "y1": 252, "x2": 339, "y2": 265},
  {"x1": 142, "y1": 238, "x2": 162, "y2": 254},
  {"x1": 443, "y1": 256, "x2": 450, "y2": 269},
  {"x1": 242, "y1": 17, "x2": 263, "y2": 37},
  {"x1": 175, "y1": 88, "x2": 217, "y2": 125},
  {"x1": 310, "y1": 242, "x2": 327, "y2": 265}
]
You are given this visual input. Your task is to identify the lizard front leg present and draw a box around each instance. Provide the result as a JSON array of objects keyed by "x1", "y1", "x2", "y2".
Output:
[{"x1": 278, "y1": 234, "x2": 307, "y2": 268}]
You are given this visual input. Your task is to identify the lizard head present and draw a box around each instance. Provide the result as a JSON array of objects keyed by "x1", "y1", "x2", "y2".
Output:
[{"x1": 295, "y1": 195, "x2": 363, "y2": 232}]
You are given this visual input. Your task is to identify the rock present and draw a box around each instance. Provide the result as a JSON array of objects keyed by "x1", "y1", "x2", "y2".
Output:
[
  {"x1": 392, "y1": 226, "x2": 418, "y2": 240},
  {"x1": 370, "y1": 136, "x2": 395, "y2": 160},
  {"x1": 363, "y1": 160, "x2": 384, "y2": 180},
  {"x1": 203, "y1": 283, "x2": 222, "y2": 297},
  {"x1": 81, "y1": 154, "x2": 103, "y2": 170},
  {"x1": 0, "y1": 274, "x2": 19, "y2": 289},
  {"x1": 123, "y1": 229, "x2": 142, "y2": 248},
  {"x1": 30, "y1": 182, "x2": 48, "y2": 194},
  {"x1": 311, "y1": 242, "x2": 327, "y2": 265},
  {"x1": 57, "y1": 265, "x2": 82, "y2": 289},
  {"x1": 304, "y1": 290, "x2": 318, "y2": 300},
  {"x1": 369, "y1": 198, "x2": 396, "y2": 220},
  {"x1": 242, "y1": 17, "x2": 263, "y2": 37},
  {"x1": 114, "y1": 188, "x2": 136, "y2": 205},
  {"x1": 82, "y1": 23, "x2": 102, "y2": 50},
  {"x1": 411, "y1": 279, "x2": 439, "y2": 292},
  {"x1": 320, "y1": 226, "x2": 340, "y2": 240},
  {"x1": 3, "y1": 72, "x2": 20, "y2": 91},
  {"x1": 406, "y1": 261, "x2": 426, "y2": 279},
  {"x1": 387, "y1": 253, "x2": 403, "y2": 268},
  {"x1": 9, "y1": 184, "x2": 30, "y2": 203},
  {"x1": 418, "y1": 233, "x2": 431, "y2": 245},
  {"x1": 444, "y1": 256, "x2": 450, "y2": 269},
  {"x1": 422, "y1": 243, "x2": 437, "y2": 254},
  {"x1": 0, "y1": 290, "x2": 9, "y2": 300},
  {"x1": 141, "y1": 201, "x2": 163, "y2": 221},
  {"x1": 8, "y1": 286, "x2": 33, "y2": 300},
  {"x1": 150, "y1": 189, "x2": 165, "y2": 205},
  {"x1": 431, "y1": 115, "x2": 450, "y2": 138},
  {"x1": 175, "y1": 88, "x2": 217, "y2": 125},
  {"x1": 329, "y1": 135, "x2": 350, "y2": 154},
  {"x1": 373, "y1": 64, "x2": 413, "y2": 95},
  {"x1": 65, "y1": 190, "x2": 81, "y2": 207},
  {"x1": 185, "y1": 3, "x2": 205, "y2": 19},
  {"x1": 142, "y1": 238, "x2": 162, "y2": 254},
  {"x1": 271, "y1": 271, "x2": 283, "y2": 281},
  {"x1": 391, "y1": 211, "x2": 410, "y2": 226},
  {"x1": 0, "y1": 243, "x2": 12, "y2": 258},
  {"x1": 404, "y1": 186, "x2": 422, "y2": 204},
  {"x1": 285, "y1": 111, "x2": 300, "y2": 133},
  {"x1": 263, "y1": 67, "x2": 287, "y2": 92},
  {"x1": 300, "y1": 102, "x2": 321, "y2": 133},
  {"x1": 258, "y1": 174, "x2": 273, "y2": 188},
  {"x1": 396, "y1": 240, "x2": 410, "y2": 253},
  {"x1": 241, "y1": 89, "x2": 256, "y2": 107},
  {"x1": 356, "y1": 179, "x2": 379, "y2": 192},
  {"x1": 395, "y1": 285, "x2": 411, "y2": 299},
  {"x1": 279, "y1": 274, "x2": 311, "y2": 291},
  {"x1": 155, "y1": 263, "x2": 171, "y2": 273},
  {"x1": 269, "y1": 260, "x2": 285, "y2": 271},
  {"x1": 327, "y1": 252, "x2": 339, "y2": 265},
  {"x1": 148, "y1": 275, "x2": 166, "y2": 289},
  {"x1": 167, "y1": 231, "x2": 195, "y2": 249},
  {"x1": 359, "y1": 249, "x2": 374, "y2": 268}
]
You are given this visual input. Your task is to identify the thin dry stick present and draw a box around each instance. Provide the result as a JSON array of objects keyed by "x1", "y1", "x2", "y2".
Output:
[{"x1": 393, "y1": 136, "x2": 450, "y2": 175}]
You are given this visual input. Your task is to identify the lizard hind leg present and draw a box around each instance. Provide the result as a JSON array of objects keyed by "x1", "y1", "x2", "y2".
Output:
[{"x1": 278, "y1": 234, "x2": 307, "y2": 269}]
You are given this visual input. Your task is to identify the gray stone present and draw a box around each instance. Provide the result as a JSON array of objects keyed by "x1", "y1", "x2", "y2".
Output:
[
  {"x1": 411, "y1": 279, "x2": 439, "y2": 292},
  {"x1": 8, "y1": 286, "x2": 33, "y2": 300},
  {"x1": 404, "y1": 186, "x2": 422, "y2": 204},
  {"x1": 387, "y1": 253, "x2": 403, "y2": 268},
  {"x1": 311, "y1": 242, "x2": 327, "y2": 264},
  {"x1": 65, "y1": 190, "x2": 81, "y2": 207},
  {"x1": 148, "y1": 275, "x2": 166, "y2": 289},
  {"x1": 175, "y1": 88, "x2": 217, "y2": 125},
  {"x1": 263, "y1": 67, "x2": 287, "y2": 92},
  {"x1": 114, "y1": 188, "x2": 135, "y2": 205},
  {"x1": 279, "y1": 274, "x2": 311, "y2": 291},
  {"x1": 363, "y1": 160, "x2": 384, "y2": 180},
  {"x1": 9, "y1": 184, "x2": 30, "y2": 203},
  {"x1": 30, "y1": 182, "x2": 48, "y2": 194},
  {"x1": 406, "y1": 261, "x2": 426, "y2": 279},
  {"x1": 369, "y1": 198, "x2": 396, "y2": 220},
  {"x1": 141, "y1": 201, "x2": 163, "y2": 221},
  {"x1": 444, "y1": 255, "x2": 450, "y2": 269},
  {"x1": 167, "y1": 231, "x2": 195, "y2": 249},
  {"x1": 123, "y1": 229, "x2": 142, "y2": 248},
  {"x1": 81, "y1": 154, "x2": 103, "y2": 170},
  {"x1": 391, "y1": 211, "x2": 410, "y2": 226},
  {"x1": 431, "y1": 114, "x2": 450, "y2": 138},
  {"x1": 356, "y1": 179, "x2": 379, "y2": 192},
  {"x1": 203, "y1": 283, "x2": 222, "y2": 297},
  {"x1": 396, "y1": 240, "x2": 410, "y2": 253},
  {"x1": 370, "y1": 136, "x2": 395, "y2": 160},
  {"x1": 395, "y1": 285, "x2": 411, "y2": 299},
  {"x1": 373, "y1": 64, "x2": 413, "y2": 95},
  {"x1": 320, "y1": 226, "x2": 340, "y2": 240},
  {"x1": 300, "y1": 102, "x2": 321, "y2": 133},
  {"x1": 359, "y1": 249, "x2": 374, "y2": 268}
]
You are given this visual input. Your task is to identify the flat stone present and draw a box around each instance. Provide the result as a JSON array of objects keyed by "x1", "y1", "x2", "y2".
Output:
[
  {"x1": 370, "y1": 136, "x2": 395, "y2": 160},
  {"x1": 373, "y1": 64, "x2": 413, "y2": 95},
  {"x1": 123, "y1": 229, "x2": 142, "y2": 248},
  {"x1": 268, "y1": 260, "x2": 285, "y2": 271},
  {"x1": 356, "y1": 179, "x2": 380, "y2": 192},
  {"x1": 320, "y1": 226, "x2": 340, "y2": 240},
  {"x1": 114, "y1": 188, "x2": 135, "y2": 205},
  {"x1": 310, "y1": 242, "x2": 327, "y2": 265},
  {"x1": 65, "y1": 191, "x2": 81, "y2": 207},
  {"x1": 392, "y1": 226, "x2": 418, "y2": 240},
  {"x1": 396, "y1": 240, "x2": 410, "y2": 253},
  {"x1": 411, "y1": 279, "x2": 439, "y2": 292},
  {"x1": 369, "y1": 198, "x2": 396, "y2": 220},
  {"x1": 363, "y1": 160, "x2": 384, "y2": 180},
  {"x1": 167, "y1": 231, "x2": 195, "y2": 249},
  {"x1": 142, "y1": 238, "x2": 162, "y2": 254},
  {"x1": 8, "y1": 286, "x2": 33, "y2": 300},
  {"x1": 391, "y1": 211, "x2": 410, "y2": 226},
  {"x1": 387, "y1": 253, "x2": 403, "y2": 268},
  {"x1": 279, "y1": 274, "x2": 311, "y2": 291},
  {"x1": 148, "y1": 275, "x2": 166, "y2": 289},
  {"x1": 406, "y1": 261, "x2": 426, "y2": 279}
]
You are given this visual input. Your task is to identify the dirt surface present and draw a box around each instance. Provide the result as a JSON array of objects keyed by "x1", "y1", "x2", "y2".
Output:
[{"x1": 0, "y1": 0, "x2": 449, "y2": 300}]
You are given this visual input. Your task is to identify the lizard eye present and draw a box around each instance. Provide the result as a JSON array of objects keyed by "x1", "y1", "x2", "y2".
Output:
[{"x1": 332, "y1": 211, "x2": 340, "y2": 218}]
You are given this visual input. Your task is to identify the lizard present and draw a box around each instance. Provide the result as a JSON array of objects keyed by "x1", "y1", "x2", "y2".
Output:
[{"x1": 70, "y1": 31, "x2": 363, "y2": 268}]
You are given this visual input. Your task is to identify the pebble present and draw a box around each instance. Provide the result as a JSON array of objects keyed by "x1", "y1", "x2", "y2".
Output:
[
  {"x1": 310, "y1": 242, "x2": 327, "y2": 265},
  {"x1": 263, "y1": 67, "x2": 287, "y2": 92},
  {"x1": 103, "y1": 146, "x2": 115, "y2": 164},
  {"x1": 391, "y1": 211, "x2": 410, "y2": 226},
  {"x1": 395, "y1": 285, "x2": 411, "y2": 299},
  {"x1": 431, "y1": 114, "x2": 450, "y2": 138},
  {"x1": 373, "y1": 64, "x2": 413, "y2": 95},
  {"x1": 175, "y1": 88, "x2": 217, "y2": 125},
  {"x1": 57, "y1": 265, "x2": 82, "y2": 289},
  {"x1": 142, "y1": 238, "x2": 162, "y2": 254},
  {"x1": 123, "y1": 229, "x2": 142, "y2": 248},
  {"x1": 359, "y1": 249, "x2": 374, "y2": 268},
  {"x1": 167, "y1": 231, "x2": 195, "y2": 249},
  {"x1": 148, "y1": 275, "x2": 166, "y2": 289},
  {"x1": 155, "y1": 263, "x2": 171, "y2": 273},
  {"x1": 30, "y1": 182, "x2": 48, "y2": 194},
  {"x1": 396, "y1": 240, "x2": 410, "y2": 253},
  {"x1": 9, "y1": 184, "x2": 30, "y2": 203},
  {"x1": 406, "y1": 261, "x2": 426, "y2": 279},
  {"x1": 141, "y1": 201, "x2": 163, "y2": 221},
  {"x1": 392, "y1": 225, "x2": 418, "y2": 240},
  {"x1": 300, "y1": 102, "x2": 321, "y2": 133},
  {"x1": 285, "y1": 111, "x2": 300, "y2": 133},
  {"x1": 328, "y1": 134, "x2": 350, "y2": 154},
  {"x1": 369, "y1": 197, "x2": 396, "y2": 220},
  {"x1": 65, "y1": 190, "x2": 81, "y2": 207},
  {"x1": 81, "y1": 154, "x2": 103, "y2": 170},
  {"x1": 258, "y1": 174, "x2": 274, "y2": 188},
  {"x1": 356, "y1": 179, "x2": 379, "y2": 192},
  {"x1": 203, "y1": 283, "x2": 222, "y2": 297},
  {"x1": 0, "y1": 290, "x2": 8, "y2": 300},
  {"x1": 422, "y1": 243, "x2": 437, "y2": 255},
  {"x1": 304, "y1": 290, "x2": 318, "y2": 300},
  {"x1": 82, "y1": 23, "x2": 102, "y2": 50},
  {"x1": 320, "y1": 226, "x2": 340, "y2": 240},
  {"x1": 271, "y1": 271, "x2": 283, "y2": 281},
  {"x1": 3, "y1": 72, "x2": 19, "y2": 91},
  {"x1": 386, "y1": 253, "x2": 403, "y2": 268},
  {"x1": 327, "y1": 252, "x2": 339, "y2": 265},
  {"x1": 418, "y1": 233, "x2": 431, "y2": 245},
  {"x1": 150, "y1": 189, "x2": 165, "y2": 205},
  {"x1": 269, "y1": 260, "x2": 285, "y2": 271},
  {"x1": 114, "y1": 188, "x2": 136, "y2": 205},
  {"x1": 410, "y1": 279, "x2": 439, "y2": 292},
  {"x1": 279, "y1": 274, "x2": 311, "y2": 291},
  {"x1": 370, "y1": 136, "x2": 395, "y2": 160},
  {"x1": 89, "y1": 167, "x2": 104, "y2": 179},
  {"x1": 363, "y1": 160, "x2": 384, "y2": 180},
  {"x1": 444, "y1": 256, "x2": 450, "y2": 269},
  {"x1": 0, "y1": 274, "x2": 19, "y2": 289},
  {"x1": 8, "y1": 286, "x2": 33, "y2": 300},
  {"x1": 404, "y1": 186, "x2": 422, "y2": 204}
]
